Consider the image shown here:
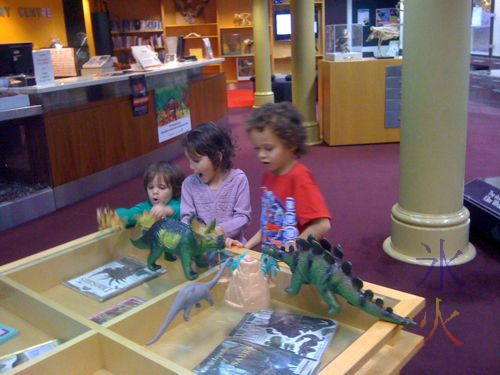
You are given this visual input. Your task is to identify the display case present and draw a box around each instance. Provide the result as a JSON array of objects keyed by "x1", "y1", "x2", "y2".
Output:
[
  {"x1": 0, "y1": 228, "x2": 425, "y2": 374},
  {"x1": 325, "y1": 24, "x2": 363, "y2": 62}
]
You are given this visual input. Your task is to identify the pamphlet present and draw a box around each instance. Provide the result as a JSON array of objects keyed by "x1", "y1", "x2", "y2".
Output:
[
  {"x1": 229, "y1": 310, "x2": 338, "y2": 361},
  {"x1": 131, "y1": 45, "x2": 162, "y2": 70},
  {"x1": 193, "y1": 337, "x2": 318, "y2": 375},
  {"x1": 64, "y1": 256, "x2": 165, "y2": 302},
  {"x1": 89, "y1": 296, "x2": 145, "y2": 324},
  {"x1": 0, "y1": 323, "x2": 19, "y2": 345},
  {"x1": 0, "y1": 339, "x2": 60, "y2": 373}
]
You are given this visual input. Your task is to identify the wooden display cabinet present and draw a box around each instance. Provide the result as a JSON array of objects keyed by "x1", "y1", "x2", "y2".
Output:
[
  {"x1": 0, "y1": 229, "x2": 424, "y2": 374},
  {"x1": 319, "y1": 58, "x2": 403, "y2": 146}
]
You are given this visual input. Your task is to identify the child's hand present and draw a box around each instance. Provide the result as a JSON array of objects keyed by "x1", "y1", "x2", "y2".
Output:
[
  {"x1": 225, "y1": 237, "x2": 244, "y2": 249},
  {"x1": 97, "y1": 207, "x2": 124, "y2": 230},
  {"x1": 149, "y1": 205, "x2": 174, "y2": 220}
]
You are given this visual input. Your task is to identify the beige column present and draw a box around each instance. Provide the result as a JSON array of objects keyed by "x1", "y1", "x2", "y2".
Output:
[
  {"x1": 383, "y1": 0, "x2": 476, "y2": 266},
  {"x1": 290, "y1": 0, "x2": 320, "y2": 145},
  {"x1": 252, "y1": 0, "x2": 274, "y2": 107}
]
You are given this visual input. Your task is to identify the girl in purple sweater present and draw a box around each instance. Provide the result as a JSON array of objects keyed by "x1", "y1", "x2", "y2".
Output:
[{"x1": 181, "y1": 123, "x2": 251, "y2": 246}]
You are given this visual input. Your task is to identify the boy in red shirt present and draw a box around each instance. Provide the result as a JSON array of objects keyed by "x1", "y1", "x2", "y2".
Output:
[{"x1": 231, "y1": 102, "x2": 331, "y2": 250}]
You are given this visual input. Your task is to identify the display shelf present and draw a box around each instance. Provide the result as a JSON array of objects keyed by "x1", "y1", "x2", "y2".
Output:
[
  {"x1": 0, "y1": 278, "x2": 89, "y2": 360},
  {"x1": 183, "y1": 35, "x2": 218, "y2": 39},
  {"x1": 164, "y1": 23, "x2": 218, "y2": 28},
  {"x1": 111, "y1": 30, "x2": 163, "y2": 35},
  {"x1": 113, "y1": 47, "x2": 164, "y2": 51},
  {"x1": 221, "y1": 53, "x2": 254, "y2": 58},
  {"x1": 219, "y1": 26, "x2": 253, "y2": 30},
  {"x1": 0, "y1": 227, "x2": 425, "y2": 374}
]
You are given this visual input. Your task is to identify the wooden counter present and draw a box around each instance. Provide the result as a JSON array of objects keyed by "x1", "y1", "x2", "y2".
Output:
[
  {"x1": 1, "y1": 60, "x2": 228, "y2": 214},
  {"x1": 319, "y1": 58, "x2": 402, "y2": 146}
]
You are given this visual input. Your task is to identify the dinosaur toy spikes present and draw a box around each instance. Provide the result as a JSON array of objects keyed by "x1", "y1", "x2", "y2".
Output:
[
  {"x1": 319, "y1": 238, "x2": 332, "y2": 251},
  {"x1": 341, "y1": 261, "x2": 352, "y2": 276},
  {"x1": 296, "y1": 238, "x2": 311, "y2": 251},
  {"x1": 206, "y1": 218, "x2": 217, "y2": 233},
  {"x1": 262, "y1": 238, "x2": 417, "y2": 327},
  {"x1": 333, "y1": 244, "x2": 344, "y2": 259}
]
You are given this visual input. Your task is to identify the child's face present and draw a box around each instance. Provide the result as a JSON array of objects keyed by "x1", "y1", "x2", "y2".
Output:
[
  {"x1": 249, "y1": 128, "x2": 296, "y2": 175},
  {"x1": 147, "y1": 174, "x2": 173, "y2": 206},
  {"x1": 185, "y1": 151, "x2": 220, "y2": 186}
]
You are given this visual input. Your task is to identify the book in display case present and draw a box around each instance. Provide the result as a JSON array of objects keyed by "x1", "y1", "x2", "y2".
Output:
[{"x1": 0, "y1": 228, "x2": 425, "y2": 374}]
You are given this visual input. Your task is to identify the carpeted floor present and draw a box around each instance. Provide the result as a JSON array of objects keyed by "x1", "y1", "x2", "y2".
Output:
[{"x1": 0, "y1": 102, "x2": 498, "y2": 374}]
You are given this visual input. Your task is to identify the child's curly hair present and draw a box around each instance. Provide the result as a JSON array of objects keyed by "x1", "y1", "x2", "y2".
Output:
[
  {"x1": 181, "y1": 122, "x2": 235, "y2": 171},
  {"x1": 246, "y1": 102, "x2": 307, "y2": 157},
  {"x1": 143, "y1": 161, "x2": 184, "y2": 199}
]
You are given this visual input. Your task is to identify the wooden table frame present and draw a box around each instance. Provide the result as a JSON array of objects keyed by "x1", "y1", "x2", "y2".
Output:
[{"x1": 0, "y1": 229, "x2": 425, "y2": 374}]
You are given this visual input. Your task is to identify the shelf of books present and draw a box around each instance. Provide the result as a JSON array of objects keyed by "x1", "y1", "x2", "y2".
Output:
[{"x1": 0, "y1": 228, "x2": 425, "y2": 374}]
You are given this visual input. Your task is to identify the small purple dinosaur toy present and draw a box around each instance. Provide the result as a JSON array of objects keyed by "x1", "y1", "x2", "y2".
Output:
[{"x1": 146, "y1": 257, "x2": 232, "y2": 345}]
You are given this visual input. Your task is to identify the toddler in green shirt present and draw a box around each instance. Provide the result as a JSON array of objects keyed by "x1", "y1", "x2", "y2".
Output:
[{"x1": 112, "y1": 161, "x2": 184, "y2": 228}]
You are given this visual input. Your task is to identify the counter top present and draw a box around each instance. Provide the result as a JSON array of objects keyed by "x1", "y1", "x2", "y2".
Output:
[
  {"x1": 470, "y1": 69, "x2": 500, "y2": 78},
  {"x1": 0, "y1": 105, "x2": 42, "y2": 121},
  {"x1": 3, "y1": 58, "x2": 223, "y2": 95}
]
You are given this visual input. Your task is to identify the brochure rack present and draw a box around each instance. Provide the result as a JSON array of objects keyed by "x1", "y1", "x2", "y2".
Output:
[{"x1": 0, "y1": 228, "x2": 425, "y2": 374}]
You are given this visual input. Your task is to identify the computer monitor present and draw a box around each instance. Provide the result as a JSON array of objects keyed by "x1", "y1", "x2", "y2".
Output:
[
  {"x1": 0, "y1": 42, "x2": 34, "y2": 77},
  {"x1": 273, "y1": 10, "x2": 318, "y2": 41}
]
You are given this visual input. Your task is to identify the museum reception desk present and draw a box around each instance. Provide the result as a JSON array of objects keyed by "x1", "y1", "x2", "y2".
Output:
[
  {"x1": 319, "y1": 58, "x2": 403, "y2": 146},
  {"x1": 0, "y1": 59, "x2": 227, "y2": 228},
  {"x1": 0, "y1": 228, "x2": 425, "y2": 374}
]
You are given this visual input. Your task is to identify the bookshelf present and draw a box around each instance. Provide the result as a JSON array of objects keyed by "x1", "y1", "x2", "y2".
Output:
[{"x1": 104, "y1": 0, "x2": 323, "y2": 81}]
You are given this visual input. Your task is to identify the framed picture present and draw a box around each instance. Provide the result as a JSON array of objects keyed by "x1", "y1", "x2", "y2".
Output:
[{"x1": 237, "y1": 57, "x2": 254, "y2": 81}]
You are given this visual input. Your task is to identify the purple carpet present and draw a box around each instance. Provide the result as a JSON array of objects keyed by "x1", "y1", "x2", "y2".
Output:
[{"x1": 0, "y1": 103, "x2": 498, "y2": 374}]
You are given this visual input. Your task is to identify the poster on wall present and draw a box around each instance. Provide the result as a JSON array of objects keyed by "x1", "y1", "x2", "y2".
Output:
[
  {"x1": 376, "y1": 8, "x2": 399, "y2": 26},
  {"x1": 357, "y1": 9, "x2": 370, "y2": 26},
  {"x1": 154, "y1": 83, "x2": 191, "y2": 143}
]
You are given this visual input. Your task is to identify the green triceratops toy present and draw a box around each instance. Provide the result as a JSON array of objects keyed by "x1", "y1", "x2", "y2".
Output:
[
  {"x1": 131, "y1": 215, "x2": 224, "y2": 280},
  {"x1": 262, "y1": 237, "x2": 417, "y2": 327}
]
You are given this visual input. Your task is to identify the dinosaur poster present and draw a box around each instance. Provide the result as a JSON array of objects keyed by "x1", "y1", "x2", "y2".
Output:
[{"x1": 154, "y1": 83, "x2": 191, "y2": 143}]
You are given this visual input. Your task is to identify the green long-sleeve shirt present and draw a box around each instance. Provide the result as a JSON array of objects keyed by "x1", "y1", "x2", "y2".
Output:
[{"x1": 116, "y1": 198, "x2": 181, "y2": 227}]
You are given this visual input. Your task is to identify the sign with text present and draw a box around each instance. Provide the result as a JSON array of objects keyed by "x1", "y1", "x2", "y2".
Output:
[
  {"x1": 154, "y1": 83, "x2": 191, "y2": 143},
  {"x1": 32, "y1": 50, "x2": 54, "y2": 86},
  {"x1": 43, "y1": 48, "x2": 77, "y2": 77}
]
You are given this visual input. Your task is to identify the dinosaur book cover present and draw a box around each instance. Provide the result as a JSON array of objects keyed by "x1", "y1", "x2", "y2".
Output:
[
  {"x1": 229, "y1": 310, "x2": 338, "y2": 362},
  {"x1": 193, "y1": 337, "x2": 318, "y2": 375},
  {"x1": 0, "y1": 323, "x2": 19, "y2": 345},
  {"x1": 64, "y1": 257, "x2": 165, "y2": 302},
  {"x1": 89, "y1": 296, "x2": 145, "y2": 324}
]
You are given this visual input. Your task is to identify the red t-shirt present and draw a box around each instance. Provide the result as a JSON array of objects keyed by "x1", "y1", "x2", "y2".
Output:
[{"x1": 261, "y1": 162, "x2": 331, "y2": 234}]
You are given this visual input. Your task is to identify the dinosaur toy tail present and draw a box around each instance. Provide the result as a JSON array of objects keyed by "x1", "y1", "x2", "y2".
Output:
[
  {"x1": 130, "y1": 236, "x2": 149, "y2": 250},
  {"x1": 146, "y1": 306, "x2": 178, "y2": 346},
  {"x1": 335, "y1": 283, "x2": 417, "y2": 327}
]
